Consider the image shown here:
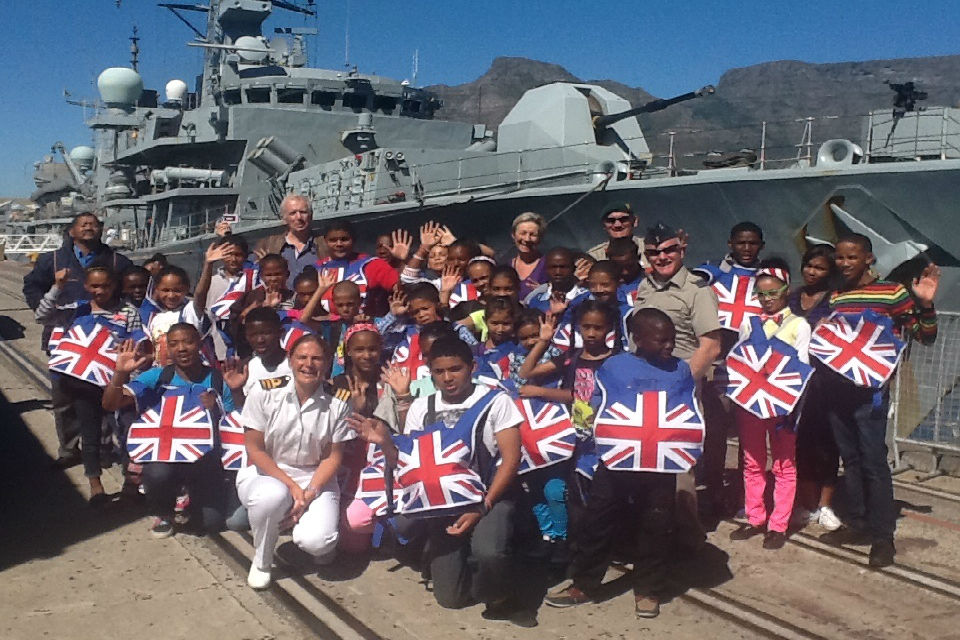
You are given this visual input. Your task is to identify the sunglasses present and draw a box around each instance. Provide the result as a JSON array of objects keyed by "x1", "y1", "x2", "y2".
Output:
[
  {"x1": 604, "y1": 215, "x2": 633, "y2": 225},
  {"x1": 754, "y1": 284, "x2": 789, "y2": 299},
  {"x1": 643, "y1": 245, "x2": 682, "y2": 258}
]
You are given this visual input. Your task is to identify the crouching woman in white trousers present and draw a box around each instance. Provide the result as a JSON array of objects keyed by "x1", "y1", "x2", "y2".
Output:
[{"x1": 237, "y1": 334, "x2": 355, "y2": 589}]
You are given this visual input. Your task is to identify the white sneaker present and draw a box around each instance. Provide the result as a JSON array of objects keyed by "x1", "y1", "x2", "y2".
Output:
[
  {"x1": 247, "y1": 563, "x2": 271, "y2": 590},
  {"x1": 808, "y1": 508, "x2": 822, "y2": 524},
  {"x1": 818, "y1": 506, "x2": 842, "y2": 531}
]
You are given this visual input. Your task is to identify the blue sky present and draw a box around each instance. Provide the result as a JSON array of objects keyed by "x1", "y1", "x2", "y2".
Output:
[{"x1": 2, "y1": 0, "x2": 958, "y2": 196}]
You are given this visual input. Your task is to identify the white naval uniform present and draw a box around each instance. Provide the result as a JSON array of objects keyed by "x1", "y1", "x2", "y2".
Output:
[{"x1": 237, "y1": 380, "x2": 354, "y2": 571}]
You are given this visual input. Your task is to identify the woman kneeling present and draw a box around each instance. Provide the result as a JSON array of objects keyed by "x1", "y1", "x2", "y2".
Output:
[{"x1": 238, "y1": 334, "x2": 354, "y2": 589}]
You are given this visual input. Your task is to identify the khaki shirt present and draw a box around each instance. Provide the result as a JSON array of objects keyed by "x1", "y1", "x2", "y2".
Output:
[
  {"x1": 633, "y1": 266, "x2": 721, "y2": 361},
  {"x1": 586, "y1": 236, "x2": 650, "y2": 269}
]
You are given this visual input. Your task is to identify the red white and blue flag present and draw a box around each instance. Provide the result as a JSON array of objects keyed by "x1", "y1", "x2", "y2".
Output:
[
  {"x1": 48, "y1": 317, "x2": 119, "y2": 387},
  {"x1": 219, "y1": 410, "x2": 247, "y2": 470},
  {"x1": 394, "y1": 428, "x2": 485, "y2": 516},
  {"x1": 726, "y1": 317, "x2": 814, "y2": 419},
  {"x1": 497, "y1": 379, "x2": 576, "y2": 474},
  {"x1": 280, "y1": 320, "x2": 316, "y2": 353},
  {"x1": 712, "y1": 273, "x2": 762, "y2": 331},
  {"x1": 594, "y1": 369, "x2": 705, "y2": 473},
  {"x1": 810, "y1": 311, "x2": 905, "y2": 388},
  {"x1": 391, "y1": 330, "x2": 430, "y2": 382},
  {"x1": 126, "y1": 391, "x2": 215, "y2": 463},
  {"x1": 448, "y1": 281, "x2": 480, "y2": 308},
  {"x1": 317, "y1": 256, "x2": 373, "y2": 312},
  {"x1": 356, "y1": 444, "x2": 403, "y2": 517},
  {"x1": 211, "y1": 268, "x2": 262, "y2": 320}
]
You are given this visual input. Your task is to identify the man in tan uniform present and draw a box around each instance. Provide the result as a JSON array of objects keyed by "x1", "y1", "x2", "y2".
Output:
[{"x1": 586, "y1": 203, "x2": 646, "y2": 263}]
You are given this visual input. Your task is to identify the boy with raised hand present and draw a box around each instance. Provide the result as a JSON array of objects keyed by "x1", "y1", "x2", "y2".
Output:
[
  {"x1": 546, "y1": 308, "x2": 697, "y2": 619},
  {"x1": 523, "y1": 247, "x2": 587, "y2": 314},
  {"x1": 347, "y1": 337, "x2": 527, "y2": 623},
  {"x1": 819, "y1": 233, "x2": 939, "y2": 567}
]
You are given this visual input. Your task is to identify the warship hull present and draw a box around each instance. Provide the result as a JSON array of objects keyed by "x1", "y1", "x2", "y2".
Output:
[{"x1": 134, "y1": 158, "x2": 960, "y2": 304}]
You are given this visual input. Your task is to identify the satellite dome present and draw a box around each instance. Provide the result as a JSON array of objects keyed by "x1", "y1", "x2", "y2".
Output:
[
  {"x1": 165, "y1": 79, "x2": 188, "y2": 103},
  {"x1": 234, "y1": 36, "x2": 269, "y2": 63},
  {"x1": 97, "y1": 67, "x2": 144, "y2": 107},
  {"x1": 69, "y1": 146, "x2": 96, "y2": 170}
]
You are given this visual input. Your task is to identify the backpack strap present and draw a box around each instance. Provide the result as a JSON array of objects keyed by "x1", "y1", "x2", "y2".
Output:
[
  {"x1": 424, "y1": 393, "x2": 437, "y2": 427},
  {"x1": 157, "y1": 364, "x2": 177, "y2": 388}
]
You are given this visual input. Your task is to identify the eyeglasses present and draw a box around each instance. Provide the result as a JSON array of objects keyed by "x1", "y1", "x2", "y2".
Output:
[
  {"x1": 754, "y1": 284, "x2": 789, "y2": 299},
  {"x1": 643, "y1": 245, "x2": 682, "y2": 258},
  {"x1": 604, "y1": 215, "x2": 633, "y2": 225}
]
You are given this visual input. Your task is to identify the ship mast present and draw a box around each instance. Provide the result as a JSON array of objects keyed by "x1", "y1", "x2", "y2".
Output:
[{"x1": 129, "y1": 25, "x2": 140, "y2": 71}]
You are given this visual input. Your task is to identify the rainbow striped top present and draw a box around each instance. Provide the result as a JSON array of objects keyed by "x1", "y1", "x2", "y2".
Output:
[{"x1": 829, "y1": 280, "x2": 937, "y2": 345}]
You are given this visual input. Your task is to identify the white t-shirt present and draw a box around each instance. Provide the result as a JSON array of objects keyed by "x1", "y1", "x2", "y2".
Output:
[
  {"x1": 241, "y1": 382, "x2": 355, "y2": 471},
  {"x1": 243, "y1": 355, "x2": 293, "y2": 398},
  {"x1": 404, "y1": 385, "x2": 522, "y2": 458}
]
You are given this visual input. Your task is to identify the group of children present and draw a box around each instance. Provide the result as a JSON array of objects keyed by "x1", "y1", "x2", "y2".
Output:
[{"x1": 33, "y1": 212, "x2": 940, "y2": 623}]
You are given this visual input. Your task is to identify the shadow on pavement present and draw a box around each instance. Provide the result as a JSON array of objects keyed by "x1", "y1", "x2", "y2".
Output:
[{"x1": 0, "y1": 391, "x2": 144, "y2": 572}]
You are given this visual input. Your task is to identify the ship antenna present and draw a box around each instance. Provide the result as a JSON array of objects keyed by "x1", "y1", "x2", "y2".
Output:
[
  {"x1": 412, "y1": 48, "x2": 419, "y2": 87},
  {"x1": 130, "y1": 25, "x2": 140, "y2": 71},
  {"x1": 343, "y1": 0, "x2": 351, "y2": 69}
]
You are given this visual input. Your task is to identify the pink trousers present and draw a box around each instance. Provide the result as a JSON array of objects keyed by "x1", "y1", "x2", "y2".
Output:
[{"x1": 736, "y1": 408, "x2": 797, "y2": 533}]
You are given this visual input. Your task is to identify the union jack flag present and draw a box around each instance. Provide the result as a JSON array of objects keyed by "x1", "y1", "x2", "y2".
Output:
[
  {"x1": 712, "y1": 273, "x2": 762, "y2": 331},
  {"x1": 810, "y1": 311, "x2": 905, "y2": 388},
  {"x1": 47, "y1": 326, "x2": 66, "y2": 351},
  {"x1": 317, "y1": 256, "x2": 373, "y2": 312},
  {"x1": 280, "y1": 320, "x2": 316, "y2": 353},
  {"x1": 126, "y1": 391, "x2": 215, "y2": 463},
  {"x1": 513, "y1": 396, "x2": 576, "y2": 474},
  {"x1": 356, "y1": 444, "x2": 402, "y2": 517},
  {"x1": 210, "y1": 268, "x2": 262, "y2": 319},
  {"x1": 726, "y1": 318, "x2": 814, "y2": 418},
  {"x1": 594, "y1": 371, "x2": 705, "y2": 473},
  {"x1": 391, "y1": 330, "x2": 429, "y2": 381},
  {"x1": 551, "y1": 321, "x2": 581, "y2": 353},
  {"x1": 474, "y1": 342, "x2": 514, "y2": 386},
  {"x1": 394, "y1": 427, "x2": 485, "y2": 516},
  {"x1": 219, "y1": 410, "x2": 247, "y2": 470},
  {"x1": 48, "y1": 317, "x2": 118, "y2": 387},
  {"x1": 448, "y1": 281, "x2": 480, "y2": 308}
]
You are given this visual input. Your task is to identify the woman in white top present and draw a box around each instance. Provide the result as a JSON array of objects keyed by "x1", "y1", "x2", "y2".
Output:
[{"x1": 237, "y1": 334, "x2": 354, "y2": 589}]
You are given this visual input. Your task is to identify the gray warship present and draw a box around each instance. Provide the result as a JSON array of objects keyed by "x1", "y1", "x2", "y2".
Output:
[{"x1": 29, "y1": 0, "x2": 960, "y2": 289}]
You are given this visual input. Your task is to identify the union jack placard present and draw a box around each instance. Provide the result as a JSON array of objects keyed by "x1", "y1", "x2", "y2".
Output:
[
  {"x1": 514, "y1": 397, "x2": 576, "y2": 473},
  {"x1": 810, "y1": 311, "x2": 905, "y2": 388},
  {"x1": 219, "y1": 410, "x2": 247, "y2": 470},
  {"x1": 356, "y1": 444, "x2": 402, "y2": 517},
  {"x1": 127, "y1": 392, "x2": 215, "y2": 463},
  {"x1": 726, "y1": 319, "x2": 814, "y2": 419},
  {"x1": 595, "y1": 389, "x2": 705, "y2": 473},
  {"x1": 48, "y1": 317, "x2": 118, "y2": 387},
  {"x1": 394, "y1": 427, "x2": 485, "y2": 516},
  {"x1": 391, "y1": 330, "x2": 430, "y2": 381},
  {"x1": 280, "y1": 320, "x2": 316, "y2": 353},
  {"x1": 210, "y1": 268, "x2": 261, "y2": 319},
  {"x1": 712, "y1": 273, "x2": 762, "y2": 331},
  {"x1": 448, "y1": 281, "x2": 480, "y2": 308}
]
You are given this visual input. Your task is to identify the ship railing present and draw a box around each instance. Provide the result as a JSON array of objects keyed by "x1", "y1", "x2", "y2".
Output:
[
  {"x1": 890, "y1": 311, "x2": 960, "y2": 478},
  {"x1": 0, "y1": 234, "x2": 63, "y2": 255}
]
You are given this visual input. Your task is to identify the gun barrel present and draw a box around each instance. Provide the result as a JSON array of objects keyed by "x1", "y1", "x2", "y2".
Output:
[{"x1": 592, "y1": 85, "x2": 715, "y2": 129}]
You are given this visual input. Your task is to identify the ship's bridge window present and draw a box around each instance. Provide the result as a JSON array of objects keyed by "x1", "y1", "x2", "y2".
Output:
[
  {"x1": 401, "y1": 99, "x2": 422, "y2": 116},
  {"x1": 311, "y1": 91, "x2": 336, "y2": 109},
  {"x1": 373, "y1": 96, "x2": 398, "y2": 114},
  {"x1": 343, "y1": 92, "x2": 370, "y2": 111},
  {"x1": 223, "y1": 89, "x2": 242, "y2": 105},
  {"x1": 246, "y1": 87, "x2": 271, "y2": 104},
  {"x1": 278, "y1": 88, "x2": 306, "y2": 104}
]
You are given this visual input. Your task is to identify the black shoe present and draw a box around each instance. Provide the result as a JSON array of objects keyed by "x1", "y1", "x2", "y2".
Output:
[
  {"x1": 762, "y1": 531, "x2": 787, "y2": 550},
  {"x1": 89, "y1": 492, "x2": 111, "y2": 509},
  {"x1": 50, "y1": 454, "x2": 81, "y2": 470},
  {"x1": 729, "y1": 524, "x2": 765, "y2": 541},
  {"x1": 481, "y1": 599, "x2": 538, "y2": 628},
  {"x1": 868, "y1": 539, "x2": 896, "y2": 568},
  {"x1": 820, "y1": 526, "x2": 871, "y2": 547}
]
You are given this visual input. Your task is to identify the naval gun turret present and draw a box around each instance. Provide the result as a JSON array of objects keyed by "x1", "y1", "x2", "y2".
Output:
[{"x1": 591, "y1": 85, "x2": 716, "y2": 131}]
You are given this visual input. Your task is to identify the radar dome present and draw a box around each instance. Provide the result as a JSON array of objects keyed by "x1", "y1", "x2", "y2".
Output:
[
  {"x1": 97, "y1": 67, "x2": 144, "y2": 107},
  {"x1": 69, "y1": 146, "x2": 96, "y2": 170},
  {"x1": 235, "y1": 36, "x2": 269, "y2": 63},
  {"x1": 165, "y1": 79, "x2": 188, "y2": 103}
]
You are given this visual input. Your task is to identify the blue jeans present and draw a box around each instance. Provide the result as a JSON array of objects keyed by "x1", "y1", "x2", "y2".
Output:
[{"x1": 824, "y1": 373, "x2": 895, "y2": 541}]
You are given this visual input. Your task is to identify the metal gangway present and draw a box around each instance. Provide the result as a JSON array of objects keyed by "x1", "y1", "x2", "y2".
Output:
[{"x1": 0, "y1": 234, "x2": 63, "y2": 256}]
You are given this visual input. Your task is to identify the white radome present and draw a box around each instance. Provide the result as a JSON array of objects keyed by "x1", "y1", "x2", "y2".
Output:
[
  {"x1": 165, "y1": 79, "x2": 188, "y2": 103},
  {"x1": 97, "y1": 67, "x2": 144, "y2": 106}
]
